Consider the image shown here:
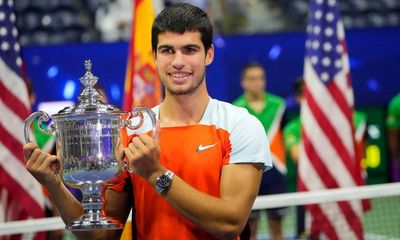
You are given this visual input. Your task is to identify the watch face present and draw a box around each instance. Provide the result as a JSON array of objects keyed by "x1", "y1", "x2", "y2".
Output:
[{"x1": 157, "y1": 174, "x2": 171, "y2": 188}]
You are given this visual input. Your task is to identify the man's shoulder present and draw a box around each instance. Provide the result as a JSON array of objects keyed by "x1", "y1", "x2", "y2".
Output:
[
  {"x1": 203, "y1": 98, "x2": 261, "y2": 130},
  {"x1": 266, "y1": 93, "x2": 285, "y2": 106},
  {"x1": 232, "y1": 95, "x2": 246, "y2": 107},
  {"x1": 209, "y1": 98, "x2": 251, "y2": 118},
  {"x1": 284, "y1": 117, "x2": 300, "y2": 134},
  {"x1": 353, "y1": 111, "x2": 367, "y2": 125},
  {"x1": 389, "y1": 93, "x2": 400, "y2": 108}
]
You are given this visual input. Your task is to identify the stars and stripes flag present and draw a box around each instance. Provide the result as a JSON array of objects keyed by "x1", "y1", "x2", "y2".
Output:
[
  {"x1": 0, "y1": 1, "x2": 45, "y2": 239},
  {"x1": 298, "y1": 0, "x2": 365, "y2": 239},
  {"x1": 123, "y1": 0, "x2": 162, "y2": 111}
]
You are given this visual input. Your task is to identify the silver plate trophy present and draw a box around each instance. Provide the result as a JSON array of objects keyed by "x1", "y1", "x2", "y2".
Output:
[{"x1": 24, "y1": 60, "x2": 157, "y2": 231}]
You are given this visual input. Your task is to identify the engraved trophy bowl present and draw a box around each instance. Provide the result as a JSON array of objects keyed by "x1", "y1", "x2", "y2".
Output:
[{"x1": 24, "y1": 60, "x2": 157, "y2": 231}]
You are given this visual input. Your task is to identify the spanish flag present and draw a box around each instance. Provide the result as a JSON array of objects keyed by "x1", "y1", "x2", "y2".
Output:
[
  {"x1": 123, "y1": 0, "x2": 162, "y2": 111},
  {"x1": 121, "y1": 0, "x2": 161, "y2": 239}
]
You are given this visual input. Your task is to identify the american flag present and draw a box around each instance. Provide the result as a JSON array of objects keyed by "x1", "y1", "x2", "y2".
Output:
[
  {"x1": 298, "y1": 0, "x2": 365, "y2": 239},
  {"x1": 0, "y1": 1, "x2": 45, "y2": 239}
]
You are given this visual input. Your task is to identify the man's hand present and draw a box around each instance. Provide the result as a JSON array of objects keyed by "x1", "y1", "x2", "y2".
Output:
[
  {"x1": 124, "y1": 134, "x2": 164, "y2": 182},
  {"x1": 23, "y1": 142, "x2": 61, "y2": 188}
]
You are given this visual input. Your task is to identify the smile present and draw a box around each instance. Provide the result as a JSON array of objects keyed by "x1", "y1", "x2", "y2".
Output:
[
  {"x1": 168, "y1": 72, "x2": 192, "y2": 84},
  {"x1": 169, "y1": 72, "x2": 191, "y2": 78}
]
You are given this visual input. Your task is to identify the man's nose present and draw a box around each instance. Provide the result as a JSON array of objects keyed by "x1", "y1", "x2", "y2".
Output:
[{"x1": 172, "y1": 51, "x2": 185, "y2": 69}]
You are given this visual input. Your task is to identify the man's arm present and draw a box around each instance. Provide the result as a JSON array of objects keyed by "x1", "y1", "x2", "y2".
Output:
[
  {"x1": 388, "y1": 128, "x2": 400, "y2": 162},
  {"x1": 160, "y1": 163, "x2": 263, "y2": 240},
  {"x1": 124, "y1": 134, "x2": 263, "y2": 240},
  {"x1": 23, "y1": 143, "x2": 131, "y2": 240},
  {"x1": 289, "y1": 144, "x2": 300, "y2": 164}
]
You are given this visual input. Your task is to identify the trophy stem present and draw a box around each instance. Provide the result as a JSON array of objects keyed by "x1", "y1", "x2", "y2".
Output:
[{"x1": 66, "y1": 183, "x2": 123, "y2": 231}]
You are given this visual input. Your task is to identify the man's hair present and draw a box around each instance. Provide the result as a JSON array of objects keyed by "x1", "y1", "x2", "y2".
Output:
[
  {"x1": 294, "y1": 76, "x2": 304, "y2": 97},
  {"x1": 240, "y1": 62, "x2": 265, "y2": 81},
  {"x1": 152, "y1": 3, "x2": 213, "y2": 52}
]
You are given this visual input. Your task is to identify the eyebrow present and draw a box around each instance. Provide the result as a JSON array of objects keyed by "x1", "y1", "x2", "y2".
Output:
[{"x1": 157, "y1": 44, "x2": 201, "y2": 51}]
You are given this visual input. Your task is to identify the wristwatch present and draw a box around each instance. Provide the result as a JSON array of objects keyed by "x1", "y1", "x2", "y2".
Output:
[{"x1": 155, "y1": 170, "x2": 174, "y2": 194}]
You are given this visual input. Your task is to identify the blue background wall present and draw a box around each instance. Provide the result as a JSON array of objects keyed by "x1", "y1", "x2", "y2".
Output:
[{"x1": 23, "y1": 27, "x2": 400, "y2": 111}]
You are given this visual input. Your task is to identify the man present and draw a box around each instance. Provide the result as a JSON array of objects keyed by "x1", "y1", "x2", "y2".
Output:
[
  {"x1": 233, "y1": 63, "x2": 287, "y2": 240},
  {"x1": 23, "y1": 3, "x2": 271, "y2": 240},
  {"x1": 387, "y1": 92, "x2": 400, "y2": 181},
  {"x1": 283, "y1": 77, "x2": 368, "y2": 238},
  {"x1": 282, "y1": 77, "x2": 306, "y2": 239}
]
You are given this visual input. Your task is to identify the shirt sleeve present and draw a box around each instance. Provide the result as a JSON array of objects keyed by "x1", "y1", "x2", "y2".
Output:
[
  {"x1": 387, "y1": 95, "x2": 400, "y2": 129},
  {"x1": 283, "y1": 124, "x2": 300, "y2": 150},
  {"x1": 228, "y1": 112, "x2": 272, "y2": 171}
]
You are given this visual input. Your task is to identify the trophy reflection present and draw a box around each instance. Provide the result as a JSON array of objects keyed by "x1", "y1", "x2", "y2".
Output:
[{"x1": 24, "y1": 60, "x2": 156, "y2": 230}]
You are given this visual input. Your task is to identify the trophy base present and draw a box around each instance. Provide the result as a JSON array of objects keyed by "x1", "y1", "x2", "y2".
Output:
[{"x1": 66, "y1": 216, "x2": 124, "y2": 231}]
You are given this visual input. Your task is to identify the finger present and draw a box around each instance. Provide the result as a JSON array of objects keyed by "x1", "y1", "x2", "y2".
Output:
[
  {"x1": 131, "y1": 136, "x2": 147, "y2": 151},
  {"x1": 116, "y1": 144, "x2": 125, "y2": 160},
  {"x1": 23, "y1": 142, "x2": 39, "y2": 160},
  {"x1": 116, "y1": 136, "x2": 122, "y2": 148},
  {"x1": 31, "y1": 151, "x2": 50, "y2": 169},
  {"x1": 116, "y1": 144, "x2": 126, "y2": 167},
  {"x1": 124, "y1": 146, "x2": 135, "y2": 160},
  {"x1": 26, "y1": 148, "x2": 42, "y2": 167},
  {"x1": 123, "y1": 147, "x2": 137, "y2": 172},
  {"x1": 38, "y1": 155, "x2": 59, "y2": 173},
  {"x1": 139, "y1": 134, "x2": 156, "y2": 150}
]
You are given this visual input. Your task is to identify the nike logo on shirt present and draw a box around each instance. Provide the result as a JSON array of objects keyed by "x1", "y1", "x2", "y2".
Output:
[{"x1": 196, "y1": 143, "x2": 218, "y2": 152}]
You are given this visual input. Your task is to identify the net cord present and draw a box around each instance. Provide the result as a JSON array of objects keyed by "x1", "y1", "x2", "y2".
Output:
[{"x1": 1, "y1": 182, "x2": 400, "y2": 236}]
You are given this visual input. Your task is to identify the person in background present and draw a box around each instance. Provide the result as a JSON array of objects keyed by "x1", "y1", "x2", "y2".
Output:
[
  {"x1": 283, "y1": 77, "x2": 369, "y2": 238},
  {"x1": 282, "y1": 77, "x2": 306, "y2": 239},
  {"x1": 23, "y1": 3, "x2": 271, "y2": 239},
  {"x1": 387, "y1": 92, "x2": 400, "y2": 181},
  {"x1": 26, "y1": 80, "x2": 64, "y2": 240},
  {"x1": 233, "y1": 62, "x2": 287, "y2": 240},
  {"x1": 95, "y1": 0, "x2": 133, "y2": 42}
]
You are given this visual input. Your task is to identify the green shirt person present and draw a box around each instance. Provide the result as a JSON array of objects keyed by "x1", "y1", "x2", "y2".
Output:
[
  {"x1": 283, "y1": 77, "x2": 368, "y2": 192},
  {"x1": 233, "y1": 62, "x2": 287, "y2": 240},
  {"x1": 387, "y1": 93, "x2": 400, "y2": 181},
  {"x1": 233, "y1": 93, "x2": 286, "y2": 174},
  {"x1": 283, "y1": 112, "x2": 367, "y2": 191}
]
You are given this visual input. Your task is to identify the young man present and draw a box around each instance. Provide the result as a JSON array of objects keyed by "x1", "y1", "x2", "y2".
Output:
[
  {"x1": 233, "y1": 63, "x2": 287, "y2": 240},
  {"x1": 283, "y1": 78, "x2": 368, "y2": 238},
  {"x1": 23, "y1": 3, "x2": 272, "y2": 240},
  {"x1": 283, "y1": 77, "x2": 306, "y2": 239},
  {"x1": 387, "y1": 92, "x2": 400, "y2": 181}
]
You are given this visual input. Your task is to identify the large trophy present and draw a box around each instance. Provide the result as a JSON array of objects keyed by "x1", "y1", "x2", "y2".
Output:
[{"x1": 24, "y1": 60, "x2": 156, "y2": 230}]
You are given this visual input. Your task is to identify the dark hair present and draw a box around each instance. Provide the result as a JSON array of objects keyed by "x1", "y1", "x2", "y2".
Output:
[
  {"x1": 294, "y1": 76, "x2": 304, "y2": 97},
  {"x1": 152, "y1": 3, "x2": 213, "y2": 52},
  {"x1": 240, "y1": 62, "x2": 265, "y2": 81}
]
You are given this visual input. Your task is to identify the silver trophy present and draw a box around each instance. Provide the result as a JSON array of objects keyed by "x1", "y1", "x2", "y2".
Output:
[{"x1": 24, "y1": 60, "x2": 157, "y2": 230}]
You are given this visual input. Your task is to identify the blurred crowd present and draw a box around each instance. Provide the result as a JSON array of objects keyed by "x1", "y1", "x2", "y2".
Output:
[{"x1": 14, "y1": 0, "x2": 400, "y2": 46}]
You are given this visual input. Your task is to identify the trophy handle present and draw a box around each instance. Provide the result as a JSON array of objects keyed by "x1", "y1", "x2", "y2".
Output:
[
  {"x1": 24, "y1": 111, "x2": 59, "y2": 175},
  {"x1": 124, "y1": 106, "x2": 157, "y2": 139},
  {"x1": 24, "y1": 111, "x2": 56, "y2": 143},
  {"x1": 123, "y1": 106, "x2": 158, "y2": 173}
]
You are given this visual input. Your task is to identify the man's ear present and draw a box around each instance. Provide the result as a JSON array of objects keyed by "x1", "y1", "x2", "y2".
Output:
[
  {"x1": 152, "y1": 50, "x2": 157, "y2": 61},
  {"x1": 205, "y1": 44, "x2": 214, "y2": 66}
]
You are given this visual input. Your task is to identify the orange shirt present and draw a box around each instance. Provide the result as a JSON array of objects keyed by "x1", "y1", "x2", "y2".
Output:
[{"x1": 122, "y1": 99, "x2": 271, "y2": 239}]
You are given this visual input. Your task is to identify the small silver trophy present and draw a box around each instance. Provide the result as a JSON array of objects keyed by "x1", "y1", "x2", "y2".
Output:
[{"x1": 24, "y1": 60, "x2": 156, "y2": 230}]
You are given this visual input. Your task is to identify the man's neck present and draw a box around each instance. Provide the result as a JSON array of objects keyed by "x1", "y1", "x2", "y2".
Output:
[
  {"x1": 244, "y1": 92, "x2": 266, "y2": 114},
  {"x1": 245, "y1": 92, "x2": 265, "y2": 102},
  {"x1": 159, "y1": 88, "x2": 210, "y2": 127}
]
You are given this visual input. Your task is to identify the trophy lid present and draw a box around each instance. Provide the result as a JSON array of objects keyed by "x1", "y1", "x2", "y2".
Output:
[{"x1": 53, "y1": 60, "x2": 124, "y2": 117}]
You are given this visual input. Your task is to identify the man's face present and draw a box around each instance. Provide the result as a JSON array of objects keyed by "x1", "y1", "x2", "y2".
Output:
[
  {"x1": 153, "y1": 31, "x2": 214, "y2": 96},
  {"x1": 241, "y1": 66, "x2": 266, "y2": 96}
]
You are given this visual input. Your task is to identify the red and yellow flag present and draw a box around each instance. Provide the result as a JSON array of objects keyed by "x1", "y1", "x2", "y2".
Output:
[
  {"x1": 121, "y1": 1, "x2": 161, "y2": 239},
  {"x1": 123, "y1": 0, "x2": 162, "y2": 111}
]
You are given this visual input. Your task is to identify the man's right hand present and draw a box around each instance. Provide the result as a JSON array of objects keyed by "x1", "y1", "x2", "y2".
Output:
[{"x1": 23, "y1": 142, "x2": 61, "y2": 187}]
